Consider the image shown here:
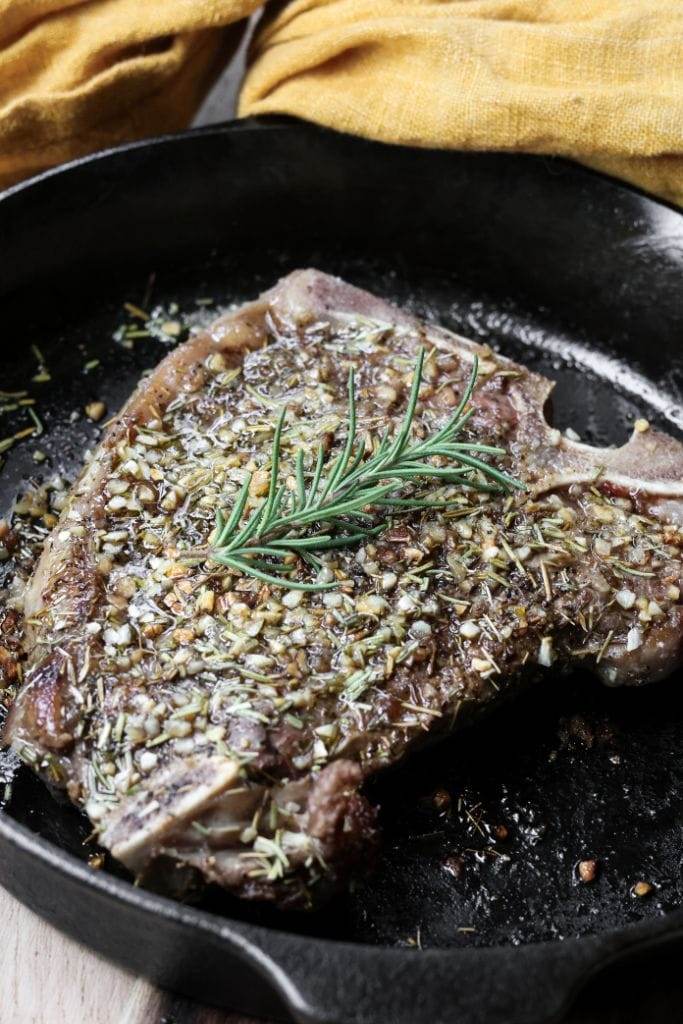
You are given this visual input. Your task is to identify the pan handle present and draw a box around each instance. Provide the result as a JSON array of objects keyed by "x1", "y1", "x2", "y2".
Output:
[
  {"x1": 255, "y1": 921, "x2": 683, "y2": 1024},
  {"x1": 3, "y1": 798, "x2": 683, "y2": 1024}
]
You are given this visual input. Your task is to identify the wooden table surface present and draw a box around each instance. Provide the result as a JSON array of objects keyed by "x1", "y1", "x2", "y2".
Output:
[{"x1": 0, "y1": 885, "x2": 256, "y2": 1024}]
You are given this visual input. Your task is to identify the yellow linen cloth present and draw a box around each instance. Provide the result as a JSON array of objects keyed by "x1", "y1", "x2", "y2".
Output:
[
  {"x1": 241, "y1": 0, "x2": 683, "y2": 206},
  {"x1": 1, "y1": 1, "x2": 682, "y2": 205},
  {"x1": 0, "y1": 0, "x2": 257, "y2": 188}
]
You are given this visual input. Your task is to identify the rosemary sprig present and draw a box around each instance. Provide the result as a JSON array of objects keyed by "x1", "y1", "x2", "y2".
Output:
[{"x1": 199, "y1": 350, "x2": 523, "y2": 590}]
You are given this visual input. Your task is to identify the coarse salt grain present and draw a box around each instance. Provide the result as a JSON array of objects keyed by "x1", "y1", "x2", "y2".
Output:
[
  {"x1": 459, "y1": 620, "x2": 481, "y2": 639},
  {"x1": 538, "y1": 636, "x2": 555, "y2": 667}
]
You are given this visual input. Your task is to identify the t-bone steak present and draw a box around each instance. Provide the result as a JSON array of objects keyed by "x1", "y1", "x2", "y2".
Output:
[{"x1": 4, "y1": 270, "x2": 683, "y2": 906}]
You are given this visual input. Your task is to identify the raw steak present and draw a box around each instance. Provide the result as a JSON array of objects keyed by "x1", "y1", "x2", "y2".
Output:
[{"x1": 4, "y1": 270, "x2": 683, "y2": 906}]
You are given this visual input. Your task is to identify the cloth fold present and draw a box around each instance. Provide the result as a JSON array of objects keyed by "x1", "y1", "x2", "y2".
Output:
[
  {"x1": 241, "y1": 0, "x2": 683, "y2": 205},
  {"x1": 0, "y1": 0, "x2": 256, "y2": 187},
  {"x1": 1, "y1": 0, "x2": 682, "y2": 204}
]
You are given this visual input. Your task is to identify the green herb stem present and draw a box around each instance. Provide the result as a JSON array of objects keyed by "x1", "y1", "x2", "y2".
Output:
[{"x1": 197, "y1": 350, "x2": 523, "y2": 589}]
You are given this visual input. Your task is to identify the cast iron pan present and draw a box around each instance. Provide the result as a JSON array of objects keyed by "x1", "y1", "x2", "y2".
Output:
[{"x1": 0, "y1": 119, "x2": 682, "y2": 1024}]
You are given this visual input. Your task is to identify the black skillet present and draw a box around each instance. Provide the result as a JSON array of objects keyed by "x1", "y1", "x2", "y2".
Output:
[{"x1": 0, "y1": 119, "x2": 682, "y2": 1024}]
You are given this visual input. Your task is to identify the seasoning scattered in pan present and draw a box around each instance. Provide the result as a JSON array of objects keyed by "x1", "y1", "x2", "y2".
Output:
[
  {"x1": 631, "y1": 880, "x2": 654, "y2": 898},
  {"x1": 113, "y1": 300, "x2": 189, "y2": 348},
  {"x1": 577, "y1": 859, "x2": 599, "y2": 883},
  {"x1": 84, "y1": 401, "x2": 106, "y2": 422},
  {"x1": 31, "y1": 345, "x2": 50, "y2": 384}
]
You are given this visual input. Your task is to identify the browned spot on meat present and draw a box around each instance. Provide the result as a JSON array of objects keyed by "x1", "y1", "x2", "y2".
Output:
[
  {"x1": 12, "y1": 653, "x2": 75, "y2": 750},
  {"x1": 0, "y1": 646, "x2": 19, "y2": 689},
  {"x1": 0, "y1": 520, "x2": 18, "y2": 554},
  {"x1": 40, "y1": 537, "x2": 103, "y2": 628},
  {"x1": 375, "y1": 544, "x2": 399, "y2": 565},
  {"x1": 471, "y1": 380, "x2": 518, "y2": 435},
  {"x1": 269, "y1": 723, "x2": 311, "y2": 768},
  {"x1": 382, "y1": 525, "x2": 413, "y2": 545},
  {"x1": 0, "y1": 608, "x2": 22, "y2": 691},
  {"x1": 307, "y1": 760, "x2": 378, "y2": 868},
  {"x1": 431, "y1": 385, "x2": 458, "y2": 409},
  {"x1": 443, "y1": 854, "x2": 465, "y2": 879}
]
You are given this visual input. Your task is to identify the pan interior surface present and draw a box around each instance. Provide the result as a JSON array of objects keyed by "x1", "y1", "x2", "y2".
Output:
[{"x1": 0, "y1": 124, "x2": 681, "y2": 953}]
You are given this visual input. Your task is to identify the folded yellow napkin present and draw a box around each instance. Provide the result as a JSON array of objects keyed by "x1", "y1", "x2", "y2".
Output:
[
  {"x1": 1, "y1": 0, "x2": 682, "y2": 205},
  {"x1": 0, "y1": 0, "x2": 256, "y2": 187},
  {"x1": 242, "y1": 0, "x2": 683, "y2": 206}
]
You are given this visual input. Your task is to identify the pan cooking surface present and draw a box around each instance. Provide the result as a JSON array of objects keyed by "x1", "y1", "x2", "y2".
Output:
[{"x1": 2, "y1": 252, "x2": 681, "y2": 949}]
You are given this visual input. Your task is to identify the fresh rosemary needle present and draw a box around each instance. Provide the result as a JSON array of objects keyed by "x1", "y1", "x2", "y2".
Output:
[{"x1": 196, "y1": 349, "x2": 523, "y2": 590}]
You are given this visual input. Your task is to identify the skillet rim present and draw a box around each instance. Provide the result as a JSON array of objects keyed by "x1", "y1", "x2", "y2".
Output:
[{"x1": 2, "y1": 114, "x2": 682, "y2": 218}]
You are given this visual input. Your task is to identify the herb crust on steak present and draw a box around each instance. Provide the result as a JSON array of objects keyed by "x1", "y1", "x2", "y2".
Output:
[{"x1": 4, "y1": 270, "x2": 683, "y2": 907}]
